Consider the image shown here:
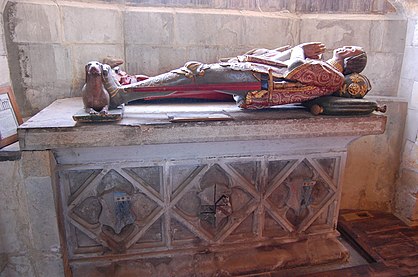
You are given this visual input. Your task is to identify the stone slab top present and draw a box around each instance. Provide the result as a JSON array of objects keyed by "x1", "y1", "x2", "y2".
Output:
[{"x1": 18, "y1": 97, "x2": 387, "y2": 151}]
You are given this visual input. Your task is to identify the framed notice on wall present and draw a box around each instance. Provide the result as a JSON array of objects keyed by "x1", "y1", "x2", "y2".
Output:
[{"x1": 0, "y1": 86, "x2": 23, "y2": 148}]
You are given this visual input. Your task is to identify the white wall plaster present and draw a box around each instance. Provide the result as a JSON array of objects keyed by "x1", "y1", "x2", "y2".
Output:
[
  {"x1": 413, "y1": 21, "x2": 418, "y2": 46},
  {"x1": 411, "y1": 81, "x2": 418, "y2": 109}
]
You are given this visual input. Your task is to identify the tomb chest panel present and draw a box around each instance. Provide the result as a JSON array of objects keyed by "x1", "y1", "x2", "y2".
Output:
[{"x1": 55, "y1": 150, "x2": 344, "y2": 260}]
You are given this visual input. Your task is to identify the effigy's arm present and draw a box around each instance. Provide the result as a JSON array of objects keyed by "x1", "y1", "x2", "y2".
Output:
[
  {"x1": 236, "y1": 55, "x2": 288, "y2": 67},
  {"x1": 285, "y1": 61, "x2": 344, "y2": 92},
  {"x1": 221, "y1": 45, "x2": 292, "y2": 63},
  {"x1": 238, "y1": 60, "x2": 344, "y2": 109}
]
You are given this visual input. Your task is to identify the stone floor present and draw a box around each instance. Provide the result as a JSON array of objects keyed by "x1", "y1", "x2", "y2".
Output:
[{"x1": 242, "y1": 210, "x2": 418, "y2": 277}]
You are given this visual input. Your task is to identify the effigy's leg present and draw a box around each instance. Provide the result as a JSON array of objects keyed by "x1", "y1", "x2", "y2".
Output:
[{"x1": 106, "y1": 62, "x2": 261, "y2": 108}]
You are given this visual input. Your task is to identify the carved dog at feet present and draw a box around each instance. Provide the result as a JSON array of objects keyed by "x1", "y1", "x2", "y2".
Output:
[{"x1": 82, "y1": 61, "x2": 110, "y2": 114}]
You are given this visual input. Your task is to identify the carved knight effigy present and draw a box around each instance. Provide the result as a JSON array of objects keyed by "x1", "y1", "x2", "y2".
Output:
[{"x1": 81, "y1": 42, "x2": 384, "y2": 117}]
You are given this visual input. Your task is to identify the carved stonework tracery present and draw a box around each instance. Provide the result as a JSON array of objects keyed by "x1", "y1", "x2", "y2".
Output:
[
  {"x1": 265, "y1": 158, "x2": 336, "y2": 232},
  {"x1": 66, "y1": 168, "x2": 163, "y2": 253},
  {"x1": 60, "y1": 156, "x2": 340, "y2": 257}
]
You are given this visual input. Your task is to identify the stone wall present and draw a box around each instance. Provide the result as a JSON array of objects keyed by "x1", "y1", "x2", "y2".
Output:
[
  {"x1": 69, "y1": 0, "x2": 398, "y2": 14},
  {"x1": 2, "y1": 1, "x2": 407, "y2": 117},
  {"x1": 0, "y1": 0, "x2": 408, "y2": 215},
  {"x1": 394, "y1": 0, "x2": 418, "y2": 226},
  {"x1": 0, "y1": 2, "x2": 63, "y2": 276},
  {"x1": 0, "y1": 155, "x2": 63, "y2": 277},
  {"x1": 0, "y1": 0, "x2": 9, "y2": 86},
  {"x1": 341, "y1": 97, "x2": 407, "y2": 211},
  {"x1": 0, "y1": 0, "x2": 413, "y2": 276}
]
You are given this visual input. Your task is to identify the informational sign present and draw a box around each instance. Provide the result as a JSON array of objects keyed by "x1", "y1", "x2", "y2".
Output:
[
  {"x1": 0, "y1": 93, "x2": 19, "y2": 139},
  {"x1": 0, "y1": 86, "x2": 22, "y2": 148}
]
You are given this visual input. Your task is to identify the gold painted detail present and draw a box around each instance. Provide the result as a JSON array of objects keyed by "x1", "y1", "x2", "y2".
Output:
[
  {"x1": 348, "y1": 83, "x2": 362, "y2": 95},
  {"x1": 349, "y1": 73, "x2": 362, "y2": 83},
  {"x1": 273, "y1": 81, "x2": 304, "y2": 90},
  {"x1": 337, "y1": 73, "x2": 371, "y2": 98},
  {"x1": 327, "y1": 59, "x2": 343, "y2": 73},
  {"x1": 246, "y1": 90, "x2": 268, "y2": 101}
]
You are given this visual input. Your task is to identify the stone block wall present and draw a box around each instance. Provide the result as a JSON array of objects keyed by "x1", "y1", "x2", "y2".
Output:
[
  {"x1": 0, "y1": 0, "x2": 414, "y2": 275},
  {"x1": 395, "y1": 1, "x2": 418, "y2": 226},
  {"x1": 2, "y1": 1, "x2": 407, "y2": 117},
  {"x1": 0, "y1": 0, "x2": 9, "y2": 86},
  {"x1": 0, "y1": 153, "x2": 64, "y2": 277},
  {"x1": 0, "y1": 1, "x2": 408, "y2": 218},
  {"x1": 340, "y1": 98, "x2": 407, "y2": 211},
  {"x1": 0, "y1": 2, "x2": 63, "y2": 274},
  {"x1": 78, "y1": 0, "x2": 398, "y2": 14}
]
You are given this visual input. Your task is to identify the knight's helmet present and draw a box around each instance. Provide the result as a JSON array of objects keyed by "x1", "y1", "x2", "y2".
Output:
[
  {"x1": 335, "y1": 73, "x2": 372, "y2": 98},
  {"x1": 335, "y1": 50, "x2": 371, "y2": 98}
]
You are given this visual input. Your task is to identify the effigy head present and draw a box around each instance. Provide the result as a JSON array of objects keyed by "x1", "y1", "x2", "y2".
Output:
[
  {"x1": 333, "y1": 46, "x2": 367, "y2": 74},
  {"x1": 335, "y1": 72, "x2": 371, "y2": 98},
  {"x1": 343, "y1": 52, "x2": 367, "y2": 75}
]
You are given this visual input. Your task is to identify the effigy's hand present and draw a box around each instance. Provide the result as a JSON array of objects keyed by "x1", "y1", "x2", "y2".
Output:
[
  {"x1": 334, "y1": 46, "x2": 364, "y2": 60},
  {"x1": 299, "y1": 42, "x2": 326, "y2": 59},
  {"x1": 273, "y1": 45, "x2": 292, "y2": 52}
]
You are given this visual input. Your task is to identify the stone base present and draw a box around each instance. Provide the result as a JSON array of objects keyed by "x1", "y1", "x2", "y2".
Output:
[
  {"x1": 17, "y1": 99, "x2": 386, "y2": 276},
  {"x1": 72, "y1": 107, "x2": 123, "y2": 123},
  {"x1": 70, "y1": 236, "x2": 349, "y2": 277}
]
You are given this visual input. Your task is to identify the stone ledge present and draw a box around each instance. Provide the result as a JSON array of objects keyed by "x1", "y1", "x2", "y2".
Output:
[
  {"x1": 70, "y1": 236, "x2": 348, "y2": 277},
  {"x1": 18, "y1": 97, "x2": 387, "y2": 151},
  {"x1": 0, "y1": 142, "x2": 21, "y2": 161}
]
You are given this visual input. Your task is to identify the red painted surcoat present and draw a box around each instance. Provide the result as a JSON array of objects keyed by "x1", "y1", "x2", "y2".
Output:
[{"x1": 231, "y1": 60, "x2": 345, "y2": 109}]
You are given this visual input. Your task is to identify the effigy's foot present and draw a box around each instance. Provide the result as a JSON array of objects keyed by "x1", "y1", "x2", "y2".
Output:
[
  {"x1": 102, "y1": 57, "x2": 124, "y2": 68},
  {"x1": 73, "y1": 107, "x2": 123, "y2": 122},
  {"x1": 85, "y1": 107, "x2": 99, "y2": 115},
  {"x1": 99, "y1": 105, "x2": 109, "y2": 115}
]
